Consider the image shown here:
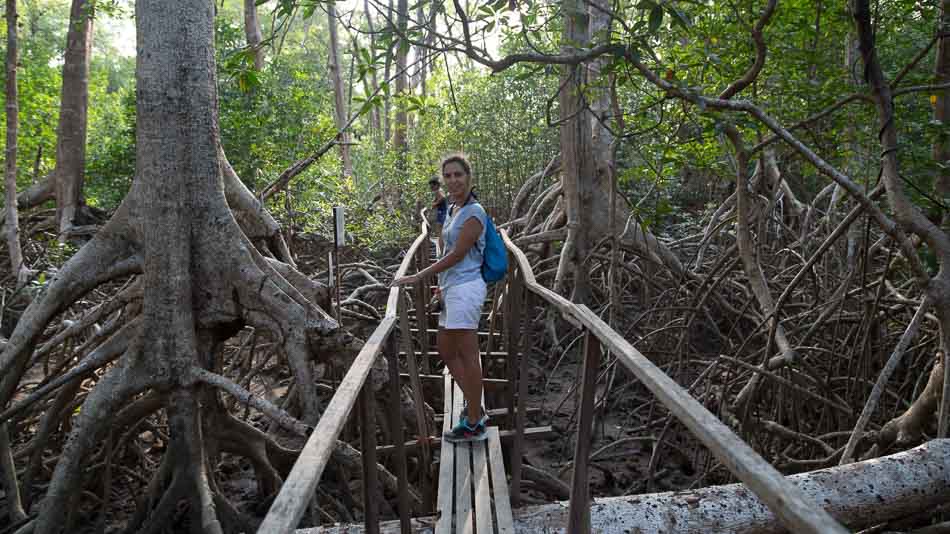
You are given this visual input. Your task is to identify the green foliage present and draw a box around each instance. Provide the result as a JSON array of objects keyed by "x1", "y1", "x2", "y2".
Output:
[
  {"x1": 5, "y1": 0, "x2": 945, "y2": 255},
  {"x1": 85, "y1": 82, "x2": 135, "y2": 209}
]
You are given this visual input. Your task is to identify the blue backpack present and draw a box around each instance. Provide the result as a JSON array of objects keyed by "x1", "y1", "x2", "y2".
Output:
[{"x1": 480, "y1": 213, "x2": 507, "y2": 283}]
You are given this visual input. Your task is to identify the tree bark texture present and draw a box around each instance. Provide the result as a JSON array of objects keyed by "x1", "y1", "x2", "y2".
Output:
[
  {"x1": 934, "y1": 0, "x2": 950, "y2": 210},
  {"x1": 244, "y1": 0, "x2": 265, "y2": 70},
  {"x1": 4, "y1": 0, "x2": 25, "y2": 286},
  {"x1": 0, "y1": 0, "x2": 346, "y2": 529},
  {"x1": 392, "y1": 0, "x2": 409, "y2": 152},
  {"x1": 362, "y1": 0, "x2": 382, "y2": 141},
  {"x1": 555, "y1": 0, "x2": 596, "y2": 303},
  {"x1": 327, "y1": 3, "x2": 353, "y2": 179},
  {"x1": 506, "y1": 439, "x2": 950, "y2": 533},
  {"x1": 53, "y1": 0, "x2": 93, "y2": 236},
  {"x1": 314, "y1": 440, "x2": 950, "y2": 534}
]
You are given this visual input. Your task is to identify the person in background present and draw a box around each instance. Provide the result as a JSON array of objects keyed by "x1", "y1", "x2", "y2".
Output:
[
  {"x1": 430, "y1": 177, "x2": 448, "y2": 235},
  {"x1": 394, "y1": 154, "x2": 488, "y2": 442}
]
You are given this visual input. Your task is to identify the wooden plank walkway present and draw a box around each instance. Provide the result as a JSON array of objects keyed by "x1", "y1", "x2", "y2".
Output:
[{"x1": 435, "y1": 370, "x2": 514, "y2": 534}]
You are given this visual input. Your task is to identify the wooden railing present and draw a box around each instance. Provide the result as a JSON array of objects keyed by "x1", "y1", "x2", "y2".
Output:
[
  {"x1": 497, "y1": 229, "x2": 849, "y2": 533},
  {"x1": 258, "y1": 213, "x2": 434, "y2": 533},
  {"x1": 259, "y1": 210, "x2": 850, "y2": 533}
]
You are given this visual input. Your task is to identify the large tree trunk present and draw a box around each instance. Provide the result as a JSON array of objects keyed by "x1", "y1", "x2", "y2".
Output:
[
  {"x1": 555, "y1": 0, "x2": 597, "y2": 303},
  {"x1": 0, "y1": 5, "x2": 26, "y2": 524},
  {"x1": 509, "y1": 440, "x2": 950, "y2": 533},
  {"x1": 382, "y1": 0, "x2": 394, "y2": 145},
  {"x1": 548, "y1": 0, "x2": 685, "y2": 303},
  {"x1": 52, "y1": 0, "x2": 93, "y2": 237},
  {"x1": 244, "y1": 0, "x2": 265, "y2": 70},
  {"x1": 361, "y1": 0, "x2": 382, "y2": 144},
  {"x1": 316, "y1": 440, "x2": 950, "y2": 533},
  {"x1": 327, "y1": 3, "x2": 353, "y2": 179},
  {"x1": 934, "y1": 0, "x2": 950, "y2": 223},
  {"x1": 392, "y1": 0, "x2": 409, "y2": 152},
  {"x1": 4, "y1": 0, "x2": 26, "y2": 287},
  {"x1": 0, "y1": 0, "x2": 350, "y2": 529}
]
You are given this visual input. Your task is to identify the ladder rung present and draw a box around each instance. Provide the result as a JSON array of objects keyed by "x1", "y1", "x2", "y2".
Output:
[
  {"x1": 434, "y1": 406, "x2": 541, "y2": 422},
  {"x1": 376, "y1": 425, "x2": 554, "y2": 455},
  {"x1": 398, "y1": 351, "x2": 510, "y2": 359},
  {"x1": 409, "y1": 328, "x2": 494, "y2": 336},
  {"x1": 399, "y1": 373, "x2": 509, "y2": 386}
]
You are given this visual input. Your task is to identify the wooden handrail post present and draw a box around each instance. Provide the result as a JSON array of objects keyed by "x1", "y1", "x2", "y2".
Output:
[
  {"x1": 509, "y1": 267, "x2": 527, "y2": 507},
  {"x1": 567, "y1": 330, "x2": 600, "y2": 533},
  {"x1": 504, "y1": 264, "x2": 520, "y2": 428},
  {"x1": 385, "y1": 332, "x2": 412, "y2": 532},
  {"x1": 359, "y1": 384, "x2": 380, "y2": 534},
  {"x1": 398, "y1": 292, "x2": 433, "y2": 512},
  {"x1": 415, "y1": 245, "x2": 431, "y2": 373}
]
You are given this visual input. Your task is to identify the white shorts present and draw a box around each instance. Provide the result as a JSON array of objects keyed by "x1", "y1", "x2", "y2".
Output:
[{"x1": 438, "y1": 279, "x2": 487, "y2": 330}]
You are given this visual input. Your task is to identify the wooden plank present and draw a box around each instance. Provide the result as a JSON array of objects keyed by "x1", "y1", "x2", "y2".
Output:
[
  {"x1": 472, "y1": 440, "x2": 493, "y2": 534},
  {"x1": 567, "y1": 332, "x2": 600, "y2": 533},
  {"x1": 571, "y1": 304, "x2": 848, "y2": 534},
  {"x1": 434, "y1": 372, "x2": 454, "y2": 534},
  {"x1": 258, "y1": 316, "x2": 396, "y2": 533},
  {"x1": 452, "y1": 382, "x2": 474, "y2": 534},
  {"x1": 486, "y1": 427, "x2": 514, "y2": 534}
]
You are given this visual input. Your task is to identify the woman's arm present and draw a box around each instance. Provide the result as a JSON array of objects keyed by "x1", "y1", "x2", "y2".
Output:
[{"x1": 393, "y1": 217, "x2": 482, "y2": 286}]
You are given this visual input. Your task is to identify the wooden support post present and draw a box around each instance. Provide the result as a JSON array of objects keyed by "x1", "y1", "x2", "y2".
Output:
[
  {"x1": 415, "y1": 247, "x2": 431, "y2": 373},
  {"x1": 504, "y1": 258, "x2": 520, "y2": 429},
  {"x1": 386, "y1": 334, "x2": 412, "y2": 532},
  {"x1": 509, "y1": 269, "x2": 528, "y2": 508},
  {"x1": 360, "y1": 385, "x2": 380, "y2": 534},
  {"x1": 398, "y1": 292, "x2": 433, "y2": 512},
  {"x1": 568, "y1": 331, "x2": 600, "y2": 533},
  {"x1": 485, "y1": 283, "x2": 499, "y2": 357}
]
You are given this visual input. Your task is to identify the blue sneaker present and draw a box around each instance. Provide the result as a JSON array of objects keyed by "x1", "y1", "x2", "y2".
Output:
[
  {"x1": 443, "y1": 416, "x2": 488, "y2": 443},
  {"x1": 459, "y1": 403, "x2": 488, "y2": 425}
]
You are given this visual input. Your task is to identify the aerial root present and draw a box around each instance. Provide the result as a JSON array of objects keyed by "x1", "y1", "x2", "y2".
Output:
[
  {"x1": 0, "y1": 423, "x2": 27, "y2": 523},
  {"x1": 19, "y1": 380, "x2": 83, "y2": 512},
  {"x1": 34, "y1": 346, "x2": 149, "y2": 534},
  {"x1": 0, "y1": 216, "x2": 139, "y2": 408},
  {"x1": 133, "y1": 468, "x2": 185, "y2": 534},
  {"x1": 210, "y1": 411, "x2": 286, "y2": 499},
  {"x1": 0, "y1": 318, "x2": 139, "y2": 425}
]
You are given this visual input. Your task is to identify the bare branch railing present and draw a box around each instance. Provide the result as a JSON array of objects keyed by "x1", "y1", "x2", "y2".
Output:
[{"x1": 498, "y1": 229, "x2": 849, "y2": 534}]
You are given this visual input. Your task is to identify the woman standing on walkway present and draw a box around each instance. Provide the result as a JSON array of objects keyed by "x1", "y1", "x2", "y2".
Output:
[{"x1": 393, "y1": 153, "x2": 489, "y2": 442}]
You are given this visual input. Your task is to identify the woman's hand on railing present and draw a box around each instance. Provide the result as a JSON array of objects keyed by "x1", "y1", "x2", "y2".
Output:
[{"x1": 391, "y1": 274, "x2": 419, "y2": 287}]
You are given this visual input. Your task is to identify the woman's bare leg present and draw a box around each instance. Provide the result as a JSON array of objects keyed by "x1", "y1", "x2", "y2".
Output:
[
  {"x1": 457, "y1": 329, "x2": 483, "y2": 424},
  {"x1": 439, "y1": 329, "x2": 483, "y2": 425},
  {"x1": 437, "y1": 328, "x2": 464, "y2": 380}
]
